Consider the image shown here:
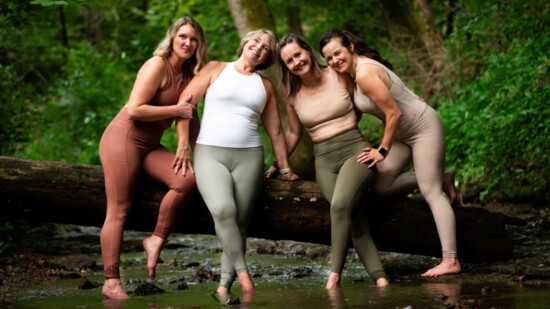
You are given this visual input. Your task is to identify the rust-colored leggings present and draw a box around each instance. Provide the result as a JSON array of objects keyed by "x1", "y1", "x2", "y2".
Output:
[{"x1": 99, "y1": 113, "x2": 196, "y2": 279}]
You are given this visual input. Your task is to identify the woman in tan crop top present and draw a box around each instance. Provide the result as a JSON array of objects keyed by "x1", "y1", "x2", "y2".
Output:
[
  {"x1": 270, "y1": 34, "x2": 389, "y2": 289},
  {"x1": 320, "y1": 29, "x2": 460, "y2": 277},
  {"x1": 98, "y1": 17, "x2": 207, "y2": 299}
]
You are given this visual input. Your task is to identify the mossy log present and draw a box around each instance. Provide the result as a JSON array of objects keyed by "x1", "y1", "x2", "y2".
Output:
[{"x1": 0, "y1": 156, "x2": 513, "y2": 262}]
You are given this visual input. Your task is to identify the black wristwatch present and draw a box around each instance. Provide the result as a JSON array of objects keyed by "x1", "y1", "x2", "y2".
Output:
[{"x1": 377, "y1": 147, "x2": 388, "y2": 158}]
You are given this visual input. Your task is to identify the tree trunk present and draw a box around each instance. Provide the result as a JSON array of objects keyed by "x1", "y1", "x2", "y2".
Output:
[
  {"x1": 226, "y1": 0, "x2": 275, "y2": 37},
  {"x1": 379, "y1": 0, "x2": 447, "y2": 97},
  {"x1": 0, "y1": 157, "x2": 513, "y2": 262}
]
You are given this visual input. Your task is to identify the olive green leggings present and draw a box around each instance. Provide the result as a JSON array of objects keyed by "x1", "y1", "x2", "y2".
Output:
[
  {"x1": 314, "y1": 128, "x2": 386, "y2": 281},
  {"x1": 194, "y1": 144, "x2": 264, "y2": 290}
]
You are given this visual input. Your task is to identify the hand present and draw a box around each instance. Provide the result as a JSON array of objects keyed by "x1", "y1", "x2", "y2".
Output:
[
  {"x1": 175, "y1": 94, "x2": 196, "y2": 119},
  {"x1": 357, "y1": 147, "x2": 385, "y2": 169},
  {"x1": 264, "y1": 165, "x2": 278, "y2": 179},
  {"x1": 280, "y1": 172, "x2": 300, "y2": 181},
  {"x1": 172, "y1": 144, "x2": 194, "y2": 176}
]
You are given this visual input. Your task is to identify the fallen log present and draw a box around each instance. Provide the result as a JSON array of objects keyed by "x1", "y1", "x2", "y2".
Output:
[{"x1": 0, "y1": 156, "x2": 513, "y2": 262}]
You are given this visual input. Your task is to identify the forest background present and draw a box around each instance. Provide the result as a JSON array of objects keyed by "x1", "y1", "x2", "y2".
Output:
[{"x1": 0, "y1": 0, "x2": 548, "y2": 207}]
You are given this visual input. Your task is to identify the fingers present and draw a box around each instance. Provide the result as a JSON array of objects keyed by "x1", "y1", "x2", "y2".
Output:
[{"x1": 264, "y1": 166, "x2": 278, "y2": 179}]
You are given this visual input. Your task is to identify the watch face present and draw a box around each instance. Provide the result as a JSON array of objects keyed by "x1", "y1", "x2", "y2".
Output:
[{"x1": 378, "y1": 147, "x2": 388, "y2": 157}]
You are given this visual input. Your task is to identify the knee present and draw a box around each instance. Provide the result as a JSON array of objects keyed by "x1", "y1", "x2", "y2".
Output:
[
  {"x1": 209, "y1": 205, "x2": 236, "y2": 223},
  {"x1": 168, "y1": 177, "x2": 196, "y2": 193},
  {"x1": 372, "y1": 183, "x2": 392, "y2": 196},
  {"x1": 330, "y1": 202, "x2": 348, "y2": 220}
]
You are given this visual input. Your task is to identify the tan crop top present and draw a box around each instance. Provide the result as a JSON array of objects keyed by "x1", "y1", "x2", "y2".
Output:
[{"x1": 292, "y1": 68, "x2": 357, "y2": 142}]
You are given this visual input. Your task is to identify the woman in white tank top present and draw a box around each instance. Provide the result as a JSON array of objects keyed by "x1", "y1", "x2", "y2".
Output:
[
  {"x1": 173, "y1": 29, "x2": 299, "y2": 301},
  {"x1": 321, "y1": 29, "x2": 460, "y2": 277}
]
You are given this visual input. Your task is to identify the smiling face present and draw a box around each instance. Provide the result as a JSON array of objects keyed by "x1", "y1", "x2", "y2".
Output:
[
  {"x1": 279, "y1": 42, "x2": 313, "y2": 77},
  {"x1": 171, "y1": 24, "x2": 200, "y2": 61},
  {"x1": 244, "y1": 33, "x2": 272, "y2": 64},
  {"x1": 321, "y1": 38, "x2": 354, "y2": 75}
]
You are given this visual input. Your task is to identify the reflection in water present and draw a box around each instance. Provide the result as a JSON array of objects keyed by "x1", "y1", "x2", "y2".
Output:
[
  {"x1": 424, "y1": 282, "x2": 462, "y2": 305},
  {"x1": 327, "y1": 288, "x2": 346, "y2": 309},
  {"x1": 102, "y1": 298, "x2": 125, "y2": 309}
]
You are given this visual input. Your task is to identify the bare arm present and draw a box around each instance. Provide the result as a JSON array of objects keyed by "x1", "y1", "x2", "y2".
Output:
[
  {"x1": 171, "y1": 61, "x2": 226, "y2": 175},
  {"x1": 126, "y1": 57, "x2": 195, "y2": 121},
  {"x1": 173, "y1": 118, "x2": 194, "y2": 176},
  {"x1": 175, "y1": 61, "x2": 226, "y2": 107},
  {"x1": 261, "y1": 77, "x2": 299, "y2": 181},
  {"x1": 355, "y1": 64, "x2": 402, "y2": 167}
]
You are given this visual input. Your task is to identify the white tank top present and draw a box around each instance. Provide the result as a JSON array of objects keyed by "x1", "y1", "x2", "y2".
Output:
[{"x1": 197, "y1": 62, "x2": 267, "y2": 148}]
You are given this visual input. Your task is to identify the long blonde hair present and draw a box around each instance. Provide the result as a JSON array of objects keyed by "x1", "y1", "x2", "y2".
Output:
[{"x1": 153, "y1": 17, "x2": 207, "y2": 78}]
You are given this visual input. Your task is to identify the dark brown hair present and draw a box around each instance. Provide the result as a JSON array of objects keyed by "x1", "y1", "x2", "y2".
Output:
[{"x1": 319, "y1": 29, "x2": 393, "y2": 71}]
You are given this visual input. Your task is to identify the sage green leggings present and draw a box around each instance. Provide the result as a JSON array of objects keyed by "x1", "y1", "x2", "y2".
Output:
[
  {"x1": 314, "y1": 128, "x2": 387, "y2": 281},
  {"x1": 194, "y1": 144, "x2": 264, "y2": 290}
]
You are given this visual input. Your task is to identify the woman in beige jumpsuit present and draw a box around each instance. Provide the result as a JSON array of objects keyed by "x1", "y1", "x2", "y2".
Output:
[{"x1": 320, "y1": 29, "x2": 461, "y2": 277}]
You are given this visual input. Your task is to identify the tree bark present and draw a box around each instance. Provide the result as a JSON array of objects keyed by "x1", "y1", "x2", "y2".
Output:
[
  {"x1": 379, "y1": 0, "x2": 447, "y2": 97},
  {"x1": 0, "y1": 156, "x2": 513, "y2": 262},
  {"x1": 226, "y1": 0, "x2": 275, "y2": 37}
]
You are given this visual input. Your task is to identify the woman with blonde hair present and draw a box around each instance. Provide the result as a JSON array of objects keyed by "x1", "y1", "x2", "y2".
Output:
[
  {"x1": 98, "y1": 16, "x2": 207, "y2": 299},
  {"x1": 174, "y1": 29, "x2": 299, "y2": 299}
]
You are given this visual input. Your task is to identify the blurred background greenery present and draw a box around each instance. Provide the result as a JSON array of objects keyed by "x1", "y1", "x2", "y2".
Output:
[{"x1": 1, "y1": 0, "x2": 548, "y2": 205}]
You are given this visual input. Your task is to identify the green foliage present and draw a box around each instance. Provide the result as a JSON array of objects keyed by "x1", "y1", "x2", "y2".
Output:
[
  {"x1": 437, "y1": 0, "x2": 549, "y2": 201},
  {"x1": 1, "y1": 0, "x2": 548, "y2": 203},
  {"x1": 22, "y1": 42, "x2": 133, "y2": 163}
]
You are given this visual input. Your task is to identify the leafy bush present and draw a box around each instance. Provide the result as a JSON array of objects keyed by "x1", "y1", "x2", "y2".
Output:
[{"x1": 437, "y1": 1, "x2": 549, "y2": 202}]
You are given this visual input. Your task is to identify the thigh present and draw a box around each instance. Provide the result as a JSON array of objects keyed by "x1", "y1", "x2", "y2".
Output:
[
  {"x1": 333, "y1": 155, "x2": 374, "y2": 205},
  {"x1": 142, "y1": 145, "x2": 196, "y2": 191},
  {"x1": 232, "y1": 148, "x2": 264, "y2": 216},
  {"x1": 194, "y1": 145, "x2": 235, "y2": 210},
  {"x1": 411, "y1": 111, "x2": 445, "y2": 193}
]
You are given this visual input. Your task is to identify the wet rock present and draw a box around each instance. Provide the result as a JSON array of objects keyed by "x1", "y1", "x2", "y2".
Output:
[
  {"x1": 176, "y1": 282, "x2": 189, "y2": 290},
  {"x1": 78, "y1": 278, "x2": 100, "y2": 290},
  {"x1": 480, "y1": 286, "x2": 496, "y2": 294},
  {"x1": 58, "y1": 270, "x2": 81, "y2": 279},
  {"x1": 47, "y1": 254, "x2": 96, "y2": 272},
  {"x1": 134, "y1": 282, "x2": 165, "y2": 296},
  {"x1": 188, "y1": 263, "x2": 220, "y2": 283},
  {"x1": 291, "y1": 267, "x2": 313, "y2": 278}
]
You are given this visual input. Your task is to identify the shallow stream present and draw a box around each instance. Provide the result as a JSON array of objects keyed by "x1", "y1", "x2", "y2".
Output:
[{"x1": 2, "y1": 227, "x2": 549, "y2": 308}]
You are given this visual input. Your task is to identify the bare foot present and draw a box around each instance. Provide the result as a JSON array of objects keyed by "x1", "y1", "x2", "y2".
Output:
[
  {"x1": 443, "y1": 171, "x2": 458, "y2": 207},
  {"x1": 237, "y1": 271, "x2": 255, "y2": 293},
  {"x1": 325, "y1": 272, "x2": 341, "y2": 290},
  {"x1": 212, "y1": 289, "x2": 243, "y2": 306},
  {"x1": 421, "y1": 257, "x2": 461, "y2": 277},
  {"x1": 102, "y1": 278, "x2": 128, "y2": 299},
  {"x1": 143, "y1": 235, "x2": 164, "y2": 280},
  {"x1": 376, "y1": 277, "x2": 389, "y2": 287}
]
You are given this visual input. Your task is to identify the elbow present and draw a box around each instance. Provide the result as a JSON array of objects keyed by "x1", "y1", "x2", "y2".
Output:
[
  {"x1": 126, "y1": 105, "x2": 139, "y2": 120},
  {"x1": 390, "y1": 109, "x2": 402, "y2": 123}
]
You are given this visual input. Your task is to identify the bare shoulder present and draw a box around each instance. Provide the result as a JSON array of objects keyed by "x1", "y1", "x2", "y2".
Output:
[
  {"x1": 194, "y1": 60, "x2": 227, "y2": 80},
  {"x1": 139, "y1": 56, "x2": 165, "y2": 73}
]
